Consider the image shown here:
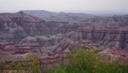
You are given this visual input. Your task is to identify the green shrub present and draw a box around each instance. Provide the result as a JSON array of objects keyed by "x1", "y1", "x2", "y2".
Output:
[
  {"x1": 45, "y1": 49, "x2": 128, "y2": 73},
  {"x1": 1, "y1": 49, "x2": 128, "y2": 73},
  {"x1": 0, "y1": 61, "x2": 5, "y2": 73}
]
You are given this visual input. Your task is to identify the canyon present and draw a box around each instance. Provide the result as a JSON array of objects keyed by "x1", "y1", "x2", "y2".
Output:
[{"x1": 0, "y1": 11, "x2": 128, "y2": 64}]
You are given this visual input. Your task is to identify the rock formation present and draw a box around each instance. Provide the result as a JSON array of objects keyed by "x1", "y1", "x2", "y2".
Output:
[{"x1": 0, "y1": 11, "x2": 128, "y2": 62}]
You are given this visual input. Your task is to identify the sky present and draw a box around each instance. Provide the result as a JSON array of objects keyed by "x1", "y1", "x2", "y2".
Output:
[{"x1": 0, "y1": 0, "x2": 128, "y2": 14}]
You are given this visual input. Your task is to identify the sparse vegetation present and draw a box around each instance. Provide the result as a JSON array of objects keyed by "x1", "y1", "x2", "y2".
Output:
[
  {"x1": 45, "y1": 49, "x2": 128, "y2": 73},
  {"x1": 0, "y1": 57, "x2": 41, "y2": 73},
  {"x1": 0, "y1": 49, "x2": 128, "y2": 73}
]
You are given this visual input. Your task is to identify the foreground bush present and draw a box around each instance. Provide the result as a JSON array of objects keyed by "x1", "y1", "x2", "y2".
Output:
[
  {"x1": 46, "y1": 49, "x2": 128, "y2": 73},
  {"x1": 0, "y1": 58, "x2": 41, "y2": 73},
  {"x1": 0, "y1": 49, "x2": 128, "y2": 73}
]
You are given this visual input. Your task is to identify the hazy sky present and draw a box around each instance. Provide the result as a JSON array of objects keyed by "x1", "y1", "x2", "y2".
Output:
[{"x1": 0, "y1": 0, "x2": 128, "y2": 14}]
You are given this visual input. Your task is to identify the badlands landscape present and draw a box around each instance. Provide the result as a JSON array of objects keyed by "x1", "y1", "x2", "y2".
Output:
[{"x1": 0, "y1": 10, "x2": 128, "y2": 72}]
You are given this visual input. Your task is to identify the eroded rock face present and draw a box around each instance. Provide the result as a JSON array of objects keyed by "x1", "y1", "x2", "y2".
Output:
[
  {"x1": 0, "y1": 12, "x2": 128, "y2": 65},
  {"x1": 0, "y1": 12, "x2": 128, "y2": 55},
  {"x1": 23, "y1": 10, "x2": 128, "y2": 26},
  {"x1": 0, "y1": 12, "x2": 79, "y2": 42},
  {"x1": 0, "y1": 12, "x2": 45, "y2": 42},
  {"x1": 78, "y1": 25, "x2": 128, "y2": 49}
]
